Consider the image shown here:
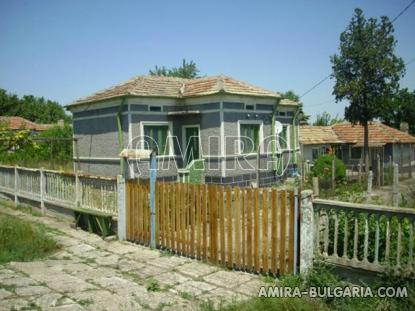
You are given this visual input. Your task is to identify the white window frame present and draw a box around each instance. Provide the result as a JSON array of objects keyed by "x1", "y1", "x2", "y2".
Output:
[
  {"x1": 139, "y1": 121, "x2": 174, "y2": 157},
  {"x1": 237, "y1": 120, "x2": 264, "y2": 155}
]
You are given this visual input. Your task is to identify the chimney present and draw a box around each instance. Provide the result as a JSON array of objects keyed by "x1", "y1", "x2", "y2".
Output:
[
  {"x1": 400, "y1": 122, "x2": 409, "y2": 133},
  {"x1": 57, "y1": 119, "x2": 64, "y2": 127}
]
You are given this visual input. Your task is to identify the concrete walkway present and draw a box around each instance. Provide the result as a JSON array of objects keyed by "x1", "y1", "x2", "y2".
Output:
[{"x1": 0, "y1": 205, "x2": 267, "y2": 310}]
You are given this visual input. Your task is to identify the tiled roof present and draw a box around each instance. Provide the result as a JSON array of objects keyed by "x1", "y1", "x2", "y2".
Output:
[
  {"x1": 299, "y1": 126, "x2": 344, "y2": 145},
  {"x1": 0, "y1": 116, "x2": 53, "y2": 131},
  {"x1": 69, "y1": 75, "x2": 282, "y2": 107},
  {"x1": 280, "y1": 99, "x2": 299, "y2": 107},
  {"x1": 331, "y1": 122, "x2": 415, "y2": 146}
]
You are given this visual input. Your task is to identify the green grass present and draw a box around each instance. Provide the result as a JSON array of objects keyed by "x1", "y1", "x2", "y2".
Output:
[
  {"x1": 0, "y1": 213, "x2": 60, "y2": 264},
  {"x1": 200, "y1": 263, "x2": 415, "y2": 311},
  {"x1": 146, "y1": 278, "x2": 161, "y2": 292}
]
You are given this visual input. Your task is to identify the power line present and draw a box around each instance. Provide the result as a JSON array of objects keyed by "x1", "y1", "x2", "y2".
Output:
[
  {"x1": 392, "y1": 0, "x2": 415, "y2": 23},
  {"x1": 299, "y1": 1, "x2": 415, "y2": 99},
  {"x1": 405, "y1": 57, "x2": 415, "y2": 66}
]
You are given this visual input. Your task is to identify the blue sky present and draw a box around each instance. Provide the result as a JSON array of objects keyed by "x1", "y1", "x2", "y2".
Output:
[{"x1": 0, "y1": 0, "x2": 414, "y2": 121}]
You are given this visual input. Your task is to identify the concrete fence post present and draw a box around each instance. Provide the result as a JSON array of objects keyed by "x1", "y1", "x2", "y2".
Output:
[
  {"x1": 117, "y1": 174, "x2": 126, "y2": 240},
  {"x1": 312, "y1": 177, "x2": 319, "y2": 198},
  {"x1": 14, "y1": 165, "x2": 18, "y2": 205},
  {"x1": 40, "y1": 168, "x2": 45, "y2": 215},
  {"x1": 392, "y1": 163, "x2": 399, "y2": 207},
  {"x1": 300, "y1": 189, "x2": 314, "y2": 275},
  {"x1": 331, "y1": 158, "x2": 336, "y2": 193},
  {"x1": 75, "y1": 172, "x2": 80, "y2": 208},
  {"x1": 367, "y1": 170, "x2": 373, "y2": 196}
]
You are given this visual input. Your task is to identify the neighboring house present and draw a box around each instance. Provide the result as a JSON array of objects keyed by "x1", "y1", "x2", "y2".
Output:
[
  {"x1": 331, "y1": 122, "x2": 415, "y2": 167},
  {"x1": 66, "y1": 75, "x2": 300, "y2": 186},
  {"x1": 299, "y1": 125, "x2": 344, "y2": 164},
  {"x1": 0, "y1": 116, "x2": 54, "y2": 133}
]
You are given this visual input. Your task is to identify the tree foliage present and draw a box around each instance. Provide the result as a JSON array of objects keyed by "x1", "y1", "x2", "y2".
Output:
[
  {"x1": 331, "y1": 8, "x2": 405, "y2": 168},
  {"x1": 281, "y1": 90, "x2": 310, "y2": 124},
  {"x1": 0, "y1": 88, "x2": 71, "y2": 124},
  {"x1": 380, "y1": 88, "x2": 415, "y2": 134},
  {"x1": 149, "y1": 59, "x2": 200, "y2": 79},
  {"x1": 313, "y1": 112, "x2": 343, "y2": 126}
]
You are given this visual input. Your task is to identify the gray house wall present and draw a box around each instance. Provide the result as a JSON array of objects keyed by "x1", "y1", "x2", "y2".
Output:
[{"x1": 70, "y1": 93, "x2": 297, "y2": 186}]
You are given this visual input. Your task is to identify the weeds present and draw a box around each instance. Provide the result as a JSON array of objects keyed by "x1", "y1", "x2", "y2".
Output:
[{"x1": 146, "y1": 278, "x2": 161, "y2": 292}]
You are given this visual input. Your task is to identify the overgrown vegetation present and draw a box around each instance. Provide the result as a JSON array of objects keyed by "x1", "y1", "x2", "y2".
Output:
[
  {"x1": 201, "y1": 262, "x2": 415, "y2": 311},
  {"x1": 0, "y1": 213, "x2": 60, "y2": 263},
  {"x1": 0, "y1": 122, "x2": 73, "y2": 170},
  {"x1": 312, "y1": 155, "x2": 346, "y2": 189}
]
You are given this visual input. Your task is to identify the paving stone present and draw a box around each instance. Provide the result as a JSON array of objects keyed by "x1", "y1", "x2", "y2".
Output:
[
  {"x1": 149, "y1": 255, "x2": 191, "y2": 269},
  {"x1": 174, "y1": 280, "x2": 217, "y2": 296},
  {"x1": 203, "y1": 270, "x2": 253, "y2": 289},
  {"x1": 94, "y1": 254, "x2": 120, "y2": 266},
  {"x1": 175, "y1": 261, "x2": 219, "y2": 278},
  {"x1": 73, "y1": 267, "x2": 120, "y2": 281},
  {"x1": 67, "y1": 243, "x2": 96, "y2": 254},
  {"x1": 136, "y1": 291, "x2": 184, "y2": 310},
  {"x1": 47, "y1": 278, "x2": 97, "y2": 293},
  {"x1": 116, "y1": 259, "x2": 146, "y2": 272},
  {"x1": 15, "y1": 285, "x2": 51, "y2": 296},
  {"x1": 198, "y1": 287, "x2": 249, "y2": 308},
  {"x1": 35, "y1": 293, "x2": 74, "y2": 309},
  {"x1": 153, "y1": 271, "x2": 191, "y2": 286},
  {"x1": 107, "y1": 242, "x2": 141, "y2": 255},
  {"x1": 0, "y1": 288, "x2": 13, "y2": 300},
  {"x1": 62, "y1": 263, "x2": 95, "y2": 274},
  {"x1": 234, "y1": 278, "x2": 267, "y2": 296},
  {"x1": 0, "y1": 298, "x2": 31, "y2": 311},
  {"x1": 0, "y1": 276, "x2": 37, "y2": 287},
  {"x1": 91, "y1": 276, "x2": 136, "y2": 290},
  {"x1": 68, "y1": 289, "x2": 143, "y2": 311},
  {"x1": 128, "y1": 265, "x2": 169, "y2": 279},
  {"x1": 161, "y1": 301, "x2": 199, "y2": 311},
  {"x1": 125, "y1": 248, "x2": 161, "y2": 262},
  {"x1": 45, "y1": 303, "x2": 84, "y2": 311}
]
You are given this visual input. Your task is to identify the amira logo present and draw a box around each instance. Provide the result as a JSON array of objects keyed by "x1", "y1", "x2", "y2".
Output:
[{"x1": 124, "y1": 126, "x2": 292, "y2": 177}]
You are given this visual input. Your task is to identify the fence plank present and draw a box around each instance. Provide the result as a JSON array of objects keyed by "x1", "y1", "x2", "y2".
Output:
[
  {"x1": 219, "y1": 186, "x2": 225, "y2": 265},
  {"x1": 209, "y1": 185, "x2": 218, "y2": 263},
  {"x1": 242, "y1": 188, "x2": 246, "y2": 269},
  {"x1": 254, "y1": 188, "x2": 260, "y2": 273},
  {"x1": 287, "y1": 191, "x2": 295, "y2": 273},
  {"x1": 226, "y1": 186, "x2": 233, "y2": 269},
  {"x1": 235, "y1": 187, "x2": 241, "y2": 269},
  {"x1": 279, "y1": 190, "x2": 287, "y2": 274},
  {"x1": 271, "y1": 189, "x2": 277, "y2": 274},
  {"x1": 262, "y1": 189, "x2": 268, "y2": 274},
  {"x1": 247, "y1": 188, "x2": 253, "y2": 271},
  {"x1": 196, "y1": 184, "x2": 201, "y2": 259},
  {"x1": 202, "y1": 184, "x2": 207, "y2": 261}
]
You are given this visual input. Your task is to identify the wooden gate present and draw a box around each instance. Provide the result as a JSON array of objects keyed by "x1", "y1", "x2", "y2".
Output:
[{"x1": 126, "y1": 181, "x2": 298, "y2": 276}]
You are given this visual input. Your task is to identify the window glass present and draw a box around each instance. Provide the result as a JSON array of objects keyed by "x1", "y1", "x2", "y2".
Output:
[
  {"x1": 143, "y1": 125, "x2": 169, "y2": 155},
  {"x1": 351, "y1": 147, "x2": 362, "y2": 159},
  {"x1": 240, "y1": 124, "x2": 259, "y2": 153}
]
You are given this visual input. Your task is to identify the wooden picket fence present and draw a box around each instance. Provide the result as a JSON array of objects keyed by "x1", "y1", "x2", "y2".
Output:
[{"x1": 126, "y1": 181, "x2": 298, "y2": 276}]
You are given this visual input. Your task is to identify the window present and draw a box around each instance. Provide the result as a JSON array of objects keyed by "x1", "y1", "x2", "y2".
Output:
[
  {"x1": 143, "y1": 125, "x2": 169, "y2": 155},
  {"x1": 149, "y1": 105, "x2": 162, "y2": 112},
  {"x1": 279, "y1": 111, "x2": 286, "y2": 116},
  {"x1": 245, "y1": 104, "x2": 255, "y2": 110},
  {"x1": 312, "y1": 148, "x2": 320, "y2": 160},
  {"x1": 351, "y1": 147, "x2": 362, "y2": 159},
  {"x1": 287, "y1": 111, "x2": 294, "y2": 117},
  {"x1": 278, "y1": 125, "x2": 290, "y2": 150},
  {"x1": 240, "y1": 124, "x2": 260, "y2": 154}
]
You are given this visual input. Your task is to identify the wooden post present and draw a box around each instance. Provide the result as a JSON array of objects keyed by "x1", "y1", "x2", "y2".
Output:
[
  {"x1": 149, "y1": 151, "x2": 157, "y2": 248},
  {"x1": 312, "y1": 177, "x2": 319, "y2": 198},
  {"x1": 256, "y1": 147, "x2": 260, "y2": 187},
  {"x1": 14, "y1": 166, "x2": 18, "y2": 205},
  {"x1": 376, "y1": 154, "x2": 381, "y2": 187},
  {"x1": 331, "y1": 158, "x2": 336, "y2": 194},
  {"x1": 40, "y1": 168, "x2": 45, "y2": 215},
  {"x1": 392, "y1": 163, "x2": 399, "y2": 207}
]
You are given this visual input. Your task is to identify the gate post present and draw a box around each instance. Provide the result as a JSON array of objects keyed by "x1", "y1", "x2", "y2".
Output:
[
  {"x1": 149, "y1": 151, "x2": 157, "y2": 249},
  {"x1": 117, "y1": 174, "x2": 126, "y2": 240},
  {"x1": 300, "y1": 190, "x2": 314, "y2": 275}
]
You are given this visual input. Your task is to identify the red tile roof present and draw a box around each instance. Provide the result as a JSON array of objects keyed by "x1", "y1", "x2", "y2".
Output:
[
  {"x1": 69, "y1": 75, "x2": 282, "y2": 106},
  {"x1": 299, "y1": 126, "x2": 344, "y2": 145},
  {"x1": 0, "y1": 116, "x2": 53, "y2": 132},
  {"x1": 331, "y1": 122, "x2": 415, "y2": 146}
]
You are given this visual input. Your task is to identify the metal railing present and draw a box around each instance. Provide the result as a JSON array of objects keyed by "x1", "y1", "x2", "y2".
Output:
[
  {"x1": 0, "y1": 164, "x2": 117, "y2": 216},
  {"x1": 313, "y1": 199, "x2": 415, "y2": 273}
]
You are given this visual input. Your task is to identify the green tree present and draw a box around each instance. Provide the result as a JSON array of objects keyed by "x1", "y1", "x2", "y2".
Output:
[
  {"x1": 0, "y1": 88, "x2": 71, "y2": 124},
  {"x1": 380, "y1": 88, "x2": 415, "y2": 134},
  {"x1": 313, "y1": 112, "x2": 343, "y2": 126},
  {"x1": 149, "y1": 59, "x2": 200, "y2": 79},
  {"x1": 331, "y1": 8, "x2": 405, "y2": 171},
  {"x1": 281, "y1": 90, "x2": 310, "y2": 124}
]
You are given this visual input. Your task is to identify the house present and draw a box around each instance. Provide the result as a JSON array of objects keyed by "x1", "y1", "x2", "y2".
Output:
[
  {"x1": 0, "y1": 116, "x2": 54, "y2": 133},
  {"x1": 66, "y1": 75, "x2": 301, "y2": 186},
  {"x1": 331, "y1": 121, "x2": 415, "y2": 168},
  {"x1": 299, "y1": 125, "x2": 344, "y2": 164},
  {"x1": 299, "y1": 122, "x2": 415, "y2": 171}
]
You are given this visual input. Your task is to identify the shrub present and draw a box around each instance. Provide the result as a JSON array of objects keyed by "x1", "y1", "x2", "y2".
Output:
[{"x1": 312, "y1": 155, "x2": 346, "y2": 183}]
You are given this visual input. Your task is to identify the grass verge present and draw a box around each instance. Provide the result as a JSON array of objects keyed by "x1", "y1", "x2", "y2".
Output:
[{"x1": 0, "y1": 213, "x2": 60, "y2": 264}]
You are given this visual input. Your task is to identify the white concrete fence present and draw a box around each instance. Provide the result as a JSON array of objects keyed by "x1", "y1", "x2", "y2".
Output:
[{"x1": 0, "y1": 165, "x2": 117, "y2": 216}]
